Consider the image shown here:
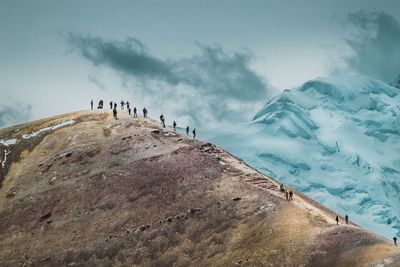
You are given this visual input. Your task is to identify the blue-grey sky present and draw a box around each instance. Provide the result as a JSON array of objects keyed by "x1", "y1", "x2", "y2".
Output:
[{"x1": 1, "y1": 0, "x2": 400, "y2": 127}]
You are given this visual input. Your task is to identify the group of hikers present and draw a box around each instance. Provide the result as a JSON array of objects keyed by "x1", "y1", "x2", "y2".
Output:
[
  {"x1": 91, "y1": 100, "x2": 196, "y2": 138},
  {"x1": 90, "y1": 99, "x2": 399, "y2": 246},
  {"x1": 280, "y1": 184, "x2": 293, "y2": 201},
  {"x1": 334, "y1": 214, "x2": 349, "y2": 225},
  {"x1": 283, "y1": 185, "x2": 398, "y2": 246},
  {"x1": 280, "y1": 184, "x2": 353, "y2": 227},
  {"x1": 159, "y1": 114, "x2": 196, "y2": 137}
]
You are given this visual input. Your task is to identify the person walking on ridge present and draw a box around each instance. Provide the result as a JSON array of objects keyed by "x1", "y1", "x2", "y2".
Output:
[
  {"x1": 133, "y1": 107, "x2": 137, "y2": 118},
  {"x1": 126, "y1": 101, "x2": 130, "y2": 110},
  {"x1": 160, "y1": 114, "x2": 166, "y2": 128},
  {"x1": 120, "y1": 100, "x2": 125, "y2": 110},
  {"x1": 128, "y1": 107, "x2": 131, "y2": 115},
  {"x1": 289, "y1": 190, "x2": 293, "y2": 201},
  {"x1": 345, "y1": 214, "x2": 349, "y2": 224},
  {"x1": 192, "y1": 128, "x2": 196, "y2": 138},
  {"x1": 186, "y1": 126, "x2": 189, "y2": 135},
  {"x1": 173, "y1": 121, "x2": 177, "y2": 131},
  {"x1": 91, "y1": 100, "x2": 93, "y2": 110},
  {"x1": 335, "y1": 216, "x2": 339, "y2": 225},
  {"x1": 143, "y1": 108, "x2": 148, "y2": 118},
  {"x1": 394, "y1": 236, "x2": 398, "y2": 246},
  {"x1": 113, "y1": 102, "x2": 117, "y2": 110},
  {"x1": 109, "y1": 101, "x2": 113, "y2": 109}
]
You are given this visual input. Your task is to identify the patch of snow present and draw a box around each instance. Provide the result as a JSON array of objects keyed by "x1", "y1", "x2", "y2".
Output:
[
  {"x1": 384, "y1": 257, "x2": 394, "y2": 265},
  {"x1": 270, "y1": 250, "x2": 279, "y2": 255},
  {"x1": 22, "y1": 120, "x2": 75, "y2": 139},
  {"x1": 1, "y1": 149, "x2": 11, "y2": 169},
  {"x1": 164, "y1": 132, "x2": 176, "y2": 136},
  {"x1": 0, "y1": 139, "x2": 18, "y2": 146}
]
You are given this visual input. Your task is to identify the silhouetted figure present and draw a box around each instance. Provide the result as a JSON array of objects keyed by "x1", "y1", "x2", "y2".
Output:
[
  {"x1": 98, "y1": 100, "x2": 104, "y2": 109},
  {"x1": 90, "y1": 100, "x2": 93, "y2": 110},
  {"x1": 173, "y1": 121, "x2": 177, "y2": 131},
  {"x1": 160, "y1": 114, "x2": 165, "y2": 128},
  {"x1": 114, "y1": 103, "x2": 117, "y2": 110},
  {"x1": 186, "y1": 126, "x2": 189, "y2": 135},
  {"x1": 128, "y1": 107, "x2": 131, "y2": 115},
  {"x1": 394, "y1": 236, "x2": 398, "y2": 246},
  {"x1": 143, "y1": 108, "x2": 147, "y2": 118},
  {"x1": 120, "y1": 100, "x2": 125, "y2": 110},
  {"x1": 109, "y1": 101, "x2": 113, "y2": 109},
  {"x1": 289, "y1": 190, "x2": 293, "y2": 201},
  {"x1": 113, "y1": 109, "x2": 117, "y2": 119},
  {"x1": 280, "y1": 184, "x2": 285, "y2": 192},
  {"x1": 285, "y1": 190, "x2": 289, "y2": 200},
  {"x1": 345, "y1": 214, "x2": 349, "y2": 224},
  {"x1": 126, "y1": 101, "x2": 130, "y2": 110},
  {"x1": 192, "y1": 128, "x2": 196, "y2": 138},
  {"x1": 335, "y1": 216, "x2": 339, "y2": 225},
  {"x1": 133, "y1": 107, "x2": 137, "y2": 118}
]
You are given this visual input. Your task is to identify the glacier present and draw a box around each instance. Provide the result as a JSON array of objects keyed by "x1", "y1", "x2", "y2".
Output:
[{"x1": 204, "y1": 75, "x2": 400, "y2": 239}]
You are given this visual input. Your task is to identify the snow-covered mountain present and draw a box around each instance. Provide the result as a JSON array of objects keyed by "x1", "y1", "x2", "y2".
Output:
[{"x1": 205, "y1": 75, "x2": 400, "y2": 239}]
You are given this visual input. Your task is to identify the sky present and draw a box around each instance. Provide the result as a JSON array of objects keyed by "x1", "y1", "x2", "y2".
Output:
[{"x1": 1, "y1": 0, "x2": 400, "y2": 128}]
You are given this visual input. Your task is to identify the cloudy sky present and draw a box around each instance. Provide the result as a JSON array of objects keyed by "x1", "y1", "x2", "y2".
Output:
[{"x1": 1, "y1": 0, "x2": 400, "y2": 128}]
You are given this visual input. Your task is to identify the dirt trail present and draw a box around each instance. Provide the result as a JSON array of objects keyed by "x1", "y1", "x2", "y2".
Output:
[{"x1": 211, "y1": 144, "x2": 341, "y2": 226}]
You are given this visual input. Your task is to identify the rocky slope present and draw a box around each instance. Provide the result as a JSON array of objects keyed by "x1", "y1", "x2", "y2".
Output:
[{"x1": 0, "y1": 110, "x2": 399, "y2": 266}]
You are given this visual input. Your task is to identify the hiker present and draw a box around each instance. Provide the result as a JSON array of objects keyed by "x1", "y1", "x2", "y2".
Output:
[
  {"x1": 192, "y1": 128, "x2": 196, "y2": 138},
  {"x1": 394, "y1": 236, "x2": 398, "y2": 246},
  {"x1": 345, "y1": 214, "x2": 349, "y2": 224},
  {"x1": 186, "y1": 126, "x2": 189, "y2": 135},
  {"x1": 126, "y1": 101, "x2": 130, "y2": 110},
  {"x1": 128, "y1": 107, "x2": 131, "y2": 115},
  {"x1": 335, "y1": 216, "x2": 339, "y2": 225},
  {"x1": 160, "y1": 114, "x2": 165, "y2": 128},
  {"x1": 109, "y1": 101, "x2": 113, "y2": 109},
  {"x1": 114, "y1": 102, "x2": 117, "y2": 110},
  {"x1": 289, "y1": 190, "x2": 293, "y2": 201},
  {"x1": 173, "y1": 121, "x2": 177, "y2": 131},
  {"x1": 285, "y1": 190, "x2": 289, "y2": 201},
  {"x1": 120, "y1": 100, "x2": 125, "y2": 110},
  {"x1": 280, "y1": 184, "x2": 285, "y2": 192},
  {"x1": 90, "y1": 100, "x2": 93, "y2": 110},
  {"x1": 113, "y1": 108, "x2": 117, "y2": 119},
  {"x1": 133, "y1": 107, "x2": 137, "y2": 118},
  {"x1": 143, "y1": 108, "x2": 147, "y2": 118},
  {"x1": 98, "y1": 100, "x2": 104, "y2": 109}
]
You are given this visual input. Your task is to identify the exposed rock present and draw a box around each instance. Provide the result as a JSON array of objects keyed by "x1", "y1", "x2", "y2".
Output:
[{"x1": 39, "y1": 212, "x2": 52, "y2": 222}]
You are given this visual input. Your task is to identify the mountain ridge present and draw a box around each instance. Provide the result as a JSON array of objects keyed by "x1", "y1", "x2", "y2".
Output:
[{"x1": 1, "y1": 110, "x2": 399, "y2": 266}]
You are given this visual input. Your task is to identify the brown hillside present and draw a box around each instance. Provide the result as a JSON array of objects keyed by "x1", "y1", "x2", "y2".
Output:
[{"x1": 0, "y1": 110, "x2": 399, "y2": 266}]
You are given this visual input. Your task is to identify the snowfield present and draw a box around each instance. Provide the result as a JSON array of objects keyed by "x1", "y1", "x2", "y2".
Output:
[
  {"x1": 1, "y1": 149, "x2": 10, "y2": 169},
  {"x1": 22, "y1": 120, "x2": 76, "y2": 139},
  {"x1": 0, "y1": 138, "x2": 17, "y2": 146},
  {"x1": 205, "y1": 75, "x2": 400, "y2": 239}
]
